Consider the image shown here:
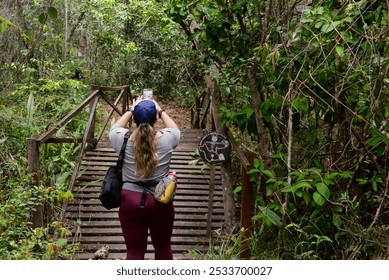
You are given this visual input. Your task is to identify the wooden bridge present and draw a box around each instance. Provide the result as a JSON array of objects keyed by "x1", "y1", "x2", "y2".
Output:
[
  {"x1": 66, "y1": 129, "x2": 223, "y2": 259},
  {"x1": 27, "y1": 85, "x2": 251, "y2": 260}
]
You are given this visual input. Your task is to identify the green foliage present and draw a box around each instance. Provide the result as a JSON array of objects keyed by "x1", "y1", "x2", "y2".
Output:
[
  {"x1": 164, "y1": 0, "x2": 388, "y2": 259},
  {"x1": 76, "y1": 0, "x2": 198, "y2": 99},
  {"x1": 0, "y1": 164, "x2": 77, "y2": 259},
  {"x1": 0, "y1": 50, "x2": 89, "y2": 260},
  {"x1": 189, "y1": 230, "x2": 245, "y2": 260},
  {"x1": 0, "y1": 16, "x2": 18, "y2": 33}
]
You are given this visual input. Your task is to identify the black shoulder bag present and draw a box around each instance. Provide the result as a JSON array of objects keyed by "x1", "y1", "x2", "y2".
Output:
[{"x1": 99, "y1": 130, "x2": 132, "y2": 210}]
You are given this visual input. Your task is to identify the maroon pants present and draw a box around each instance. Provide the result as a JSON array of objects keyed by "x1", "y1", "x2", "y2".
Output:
[{"x1": 119, "y1": 189, "x2": 175, "y2": 260}]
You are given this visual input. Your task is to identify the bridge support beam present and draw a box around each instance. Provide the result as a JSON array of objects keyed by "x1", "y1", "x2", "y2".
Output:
[
  {"x1": 206, "y1": 165, "x2": 215, "y2": 238},
  {"x1": 27, "y1": 138, "x2": 44, "y2": 228}
]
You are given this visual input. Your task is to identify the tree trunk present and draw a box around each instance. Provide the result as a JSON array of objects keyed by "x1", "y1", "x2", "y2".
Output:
[
  {"x1": 246, "y1": 63, "x2": 274, "y2": 171},
  {"x1": 78, "y1": 29, "x2": 86, "y2": 58},
  {"x1": 205, "y1": 74, "x2": 239, "y2": 233}
]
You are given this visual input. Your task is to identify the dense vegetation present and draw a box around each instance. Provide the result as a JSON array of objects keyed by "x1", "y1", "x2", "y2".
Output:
[{"x1": 1, "y1": 0, "x2": 387, "y2": 260}]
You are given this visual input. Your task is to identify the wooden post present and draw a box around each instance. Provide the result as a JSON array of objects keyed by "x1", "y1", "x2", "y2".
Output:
[
  {"x1": 87, "y1": 89, "x2": 97, "y2": 147},
  {"x1": 240, "y1": 152, "x2": 255, "y2": 259},
  {"x1": 206, "y1": 165, "x2": 215, "y2": 238},
  {"x1": 122, "y1": 87, "x2": 128, "y2": 115},
  {"x1": 27, "y1": 138, "x2": 43, "y2": 228}
]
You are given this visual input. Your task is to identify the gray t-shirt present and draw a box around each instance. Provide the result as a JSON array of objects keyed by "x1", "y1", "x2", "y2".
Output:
[{"x1": 109, "y1": 124, "x2": 180, "y2": 192}]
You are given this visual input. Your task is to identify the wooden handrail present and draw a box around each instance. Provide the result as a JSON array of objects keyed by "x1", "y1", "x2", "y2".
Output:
[
  {"x1": 44, "y1": 137, "x2": 97, "y2": 144},
  {"x1": 37, "y1": 89, "x2": 100, "y2": 143},
  {"x1": 91, "y1": 85, "x2": 129, "y2": 91},
  {"x1": 28, "y1": 85, "x2": 130, "y2": 227},
  {"x1": 34, "y1": 86, "x2": 130, "y2": 145},
  {"x1": 98, "y1": 90, "x2": 123, "y2": 115},
  {"x1": 96, "y1": 90, "x2": 125, "y2": 144}
]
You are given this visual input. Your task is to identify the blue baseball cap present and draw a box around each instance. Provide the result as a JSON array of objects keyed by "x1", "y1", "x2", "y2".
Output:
[{"x1": 133, "y1": 100, "x2": 157, "y2": 126}]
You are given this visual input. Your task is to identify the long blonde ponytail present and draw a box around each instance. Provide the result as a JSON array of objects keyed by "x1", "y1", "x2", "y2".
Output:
[{"x1": 134, "y1": 123, "x2": 158, "y2": 178}]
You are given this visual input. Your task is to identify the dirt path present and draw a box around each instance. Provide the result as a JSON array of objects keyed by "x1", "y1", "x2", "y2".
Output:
[{"x1": 154, "y1": 98, "x2": 192, "y2": 129}]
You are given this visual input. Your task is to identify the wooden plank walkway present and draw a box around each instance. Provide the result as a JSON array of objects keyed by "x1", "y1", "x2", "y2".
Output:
[{"x1": 65, "y1": 129, "x2": 223, "y2": 259}]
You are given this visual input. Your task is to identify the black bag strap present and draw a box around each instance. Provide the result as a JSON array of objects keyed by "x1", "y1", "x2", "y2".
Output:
[
  {"x1": 116, "y1": 130, "x2": 132, "y2": 170},
  {"x1": 122, "y1": 181, "x2": 158, "y2": 208},
  {"x1": 140, "y1": 189, "x2": 148, "y2": 209}
]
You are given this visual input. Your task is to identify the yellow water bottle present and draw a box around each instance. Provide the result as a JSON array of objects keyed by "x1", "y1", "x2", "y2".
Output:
[{"x1": 155, "y1": 172, "x2": 177, "y2": 203}]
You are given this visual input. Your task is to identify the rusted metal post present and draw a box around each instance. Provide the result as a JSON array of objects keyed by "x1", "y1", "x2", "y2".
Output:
[
  {"x1": 240, "y1": 152, "x2": 255, "y2": 259},
  {"x1": 27, "y1": 138, "x2": 43, "y2": 228}
]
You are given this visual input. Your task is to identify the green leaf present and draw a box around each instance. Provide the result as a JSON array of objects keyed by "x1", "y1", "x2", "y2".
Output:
[
  {"x1": 48, "y1": 7, "x2": 58, "y2": 20},
  {"x1": 336, "y1": 45, "x2": 345, "y2": 57},
  {"x1": 345, "y1": 16, "x2": 354, "y2": 23},
  {"x1": 0, "y1": 16, "x2": 18, "y2": 29},
  {"x1": 200, "y1": 31, "x2": 207, "y2": 41},
  {"x1": 56, "y1": 171, "x2": 71, "y2": 186},
  {"x1": 313, "y1": 234, "x2": 333, "y2": 245},
  {"x1": 313, "y1": 191, "x2": 325, "y2": 206},
  {"x1": 282, "y1": 181, "x2": 311, "y2": 193},
  {"x1": 332, "y1": 214, "x2": 342, "y2": 228},
  {"x1": 302, "y1": 191, "x2": 311, "y2": 204},
  {"x1": 339, "y1": 171, "x2": 353, "y2": 179},
  {"x1": 321, "y1": 23, "x2": 329, "y2": 32},
  {"x1": 56, "y1": 238, "x2": 67, "y2": 247},
  {"x1": 316, "y1": 183, "x2": 330, "y2": 199},
  {"x1": 334, "y1": 206, "x2": 343, "y2": 213},
  {"x1": 253, "y1": 157, "x2": 261, "y2": 169},
  {"x1": 0, "y1": 22, "x2": 7, "y2": 33},
  {"x1": 257, "y1": 206, "x2": 282, "y2": 227},
  {"x1": 27, "y1": 92, "x2": 35, "y2": 125},
  {"x1": 38, "y1": 13, "x2": 46, "y2": 24},
  {"x1": 233, "y1": 186, "x2": 242, "y2": 193},
  {"x1": 247, "y1": 168, "x2": 260, "y2": 174},
  {"x1": 324, "y1": 23, "x2": 334, "y2": 33},
  {"x1": 332, "y1": 21, "x2": 341, "y2": 28},
  {"x1": 188, "y1": 159, "x2": 200, "y2": 165},
  {"x1": 314, "y1": 21, "x2": 323, "y2": 29},
  {"x1": 21, "y1": 33, "x2": 32, "y2": 42},
  {"x1": 245, "y1": 107, "x2": 254, "y2": 118},
  {"x1": 261, "y1": 169, "x2": 274, "y2": 179},
  {"x1": 292, "y1": 96, "x2": 309, "y2": 113},
  {"x1": 178, "y1": 8, "x2": 186, "y2": 17}
]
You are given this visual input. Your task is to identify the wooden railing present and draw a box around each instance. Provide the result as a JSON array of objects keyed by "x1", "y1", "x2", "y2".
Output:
[
  {"x1": 27, "y1": 85, "x2": 132, "y2": 228},
  {"x1": 190, "y1": 90, "x2": 210, "y2": 129}
]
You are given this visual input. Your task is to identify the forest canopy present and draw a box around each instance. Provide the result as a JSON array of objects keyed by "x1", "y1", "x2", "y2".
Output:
[{"x1": 0, "y1": 0, "x2": 388, "y2": 260}]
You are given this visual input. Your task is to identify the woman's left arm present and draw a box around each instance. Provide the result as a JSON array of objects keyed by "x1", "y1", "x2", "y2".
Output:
[{"x1": 115, "y1": 111, "x2": 132, "y2": 128}]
